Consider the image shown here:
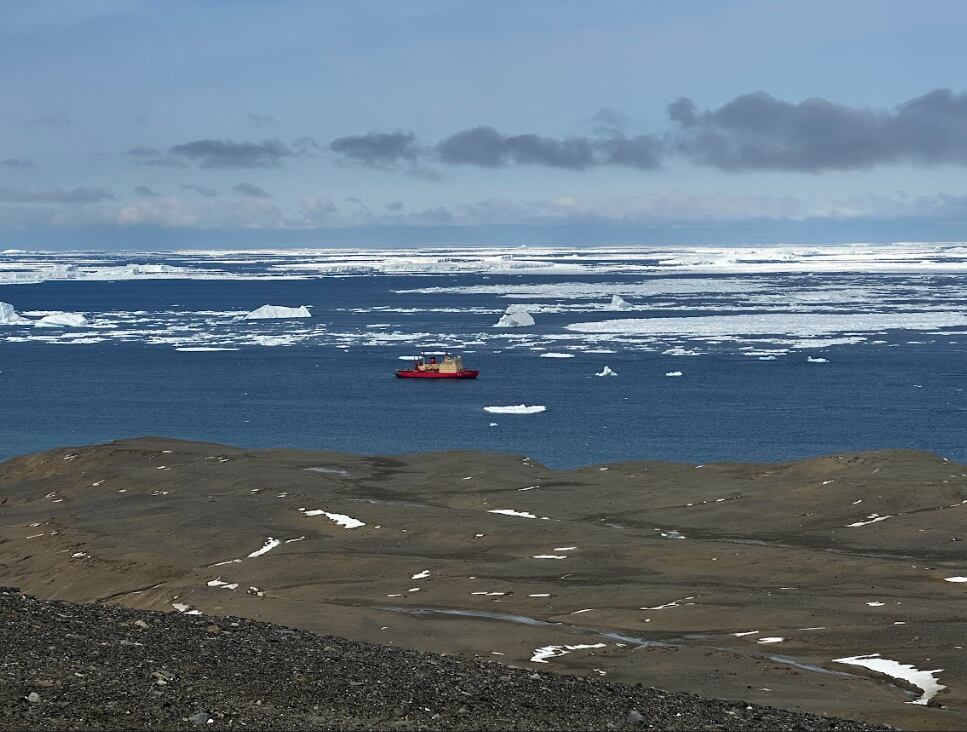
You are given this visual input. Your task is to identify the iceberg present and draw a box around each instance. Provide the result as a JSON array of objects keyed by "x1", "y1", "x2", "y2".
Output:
[
  {"x1": 243, "y1": 304, "x2": 311, "y2": 320},
  {"x1": 484, "y1": 405, "x2": 546, "y2": 414},
  {"x1": 608, "y1": 294, "x2": 633, "y2": 310},
  {"x1": 596, "y1": 366, "x2": 618, "y2": 377},
  {"x1": 665, "y1": 371, "x2": 683, "y2": 377},
  {"x1": 807, "y1": 356, "x2": 829, "y2": 363},
  {"x1": 0, "y1": 302, "x2": 29, "y2": 325},
  {"x1": 494, "y1": 305, "x2": 534, "y2": 328},
  {"x1": 34, "y1": 312, "x2": 89, "y2": 328}
]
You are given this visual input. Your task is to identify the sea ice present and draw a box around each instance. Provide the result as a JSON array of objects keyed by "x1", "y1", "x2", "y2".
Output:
[
  {"x1": 34, "y1": 312, "x2": 88, "y2": 328},
  {"x1": 807, "y1": 356, "x2": 829, "y2": 363},
  {"x1": 0, "y1": 302, "x2": 29, "y2": 325},
  {"x1": 595, "y1": 365, "x2": 618, "y2": 377},
  {"x1": 483, "y1": 405, "x2": 546, "y2": 414},
  {"x1": 540, "y1": 352, "x2": 574, "y2": 358},
  {"x1": 833, "y1": 654, "x2": 945, "y2": 705},
  {"x1": 665, "y1": 371, "x2": 683, "y2": 377},
  {"x1": 243, "y1": 304, "x2": 311, "y2": 320},
  {"x1": 494, "y1": 305, "x2": 535, "y2": 328},
  {"x1": 608, "y1": 294, "x2": 633, "y2": 311}
]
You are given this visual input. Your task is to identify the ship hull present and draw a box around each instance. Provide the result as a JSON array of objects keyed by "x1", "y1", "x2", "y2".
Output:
[{"x1": 395, "y1": 370, "x2": 479, "y2": 379}]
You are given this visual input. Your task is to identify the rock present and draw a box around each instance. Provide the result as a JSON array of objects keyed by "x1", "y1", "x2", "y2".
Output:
[
  {"x1": 133, "y1": 619, "x2": 150, "y2": 629},
  {"x1": 627, "y1": 709, "x2": 645, "y2": 724},
  {"x1": 188, "y1": 711, "x2": 211, "y2": 725},
  {"x1": 151, "y1": 670, "x2": 176, "y2": 684},
  {"x1": 26, "y1": 692, "x2": 41, "y2": 704}
]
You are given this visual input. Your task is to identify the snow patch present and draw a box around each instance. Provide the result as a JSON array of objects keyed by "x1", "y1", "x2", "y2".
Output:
[
  {"x1": 247, "y1": 538, "x2": 280, "y2": 558},
  {"x1": 530, "y1": 643, "x2": 606, "y2": 663},
  {"x1": 300, "y1": 508, "x2": 366, "y2": 529},
  {"x1": 833, "y1": 654, "x2": 945, "y2": 705},
  {"x1": 488, "y1": 508, "x2": 550, "y2": 520}
]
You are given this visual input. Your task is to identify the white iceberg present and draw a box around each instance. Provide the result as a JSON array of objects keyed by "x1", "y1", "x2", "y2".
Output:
[
  {"x1": 807, "y1": 356, "x2": 829, "y2": 363},
  {"x1": 494, "y1": 305, "x2": 534, "y2": 328},
  {"x1": 34, "y1": 312, "x2": 89, "y2": 328},
  {"x1": 596, "y1": 366, "x2": 617, "y2": 377},
  {"x1": 243, "y1": 304, "x2": 311, "y2": 320},
  {"x1": 484, "y1": 405, "x2": 546, "y2": 414},
  {"x1": 0, "y1": 302, "x2": 29, "y2": 325},
  {"x1": 665, "y1": 371, "x2": 683, "y2": 377},
  {"x1": 609, "y1": 294, "x2": 633, "y2": 311}
]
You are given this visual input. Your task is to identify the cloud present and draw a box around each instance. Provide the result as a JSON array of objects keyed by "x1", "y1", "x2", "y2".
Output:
[
  {"x1": 0, "y1": 158, "x2": 37, "y2": 168},
  {"x1": 233, "y1": 182, "x2": 272, "y2": 198},
  {"x1": 329, "y1": 130, "x2": 420, "y2": 167},
  {"x1": 181, "y1": 184, "x2": 219, "y2": 197},
  {"x1": 0, "y1": 186, "x2": 113, "y2": 204},
  {"x1": 116, "y1": 197, "x2": 201, "y2": 227},
  {"x1": 436, "y1": 126, "x2": 597, "y2": 169},
  {"x1": 248, "y1": 113, "x2": 279, "y2": 129},
  {"x1": 124, "y1": 145, "x2": 162, "y2": 157},
  {"x1": 670, "y1": 88, "x2": 967, "y2": 172},
  {"x1": 133, "y1": 185, "x2": 159, "y2": 196},
  {"x1": 169, "y1": 138, "x2": 294, "y2": 168},
  {"x1": 293, "y1": 136, "x2": 324, "y2": 156}
]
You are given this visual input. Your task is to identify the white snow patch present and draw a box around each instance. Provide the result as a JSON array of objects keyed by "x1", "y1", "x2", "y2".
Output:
[
  {"x1": 488, "y1": 508, "x2": 550, "y2": 520},
  {"x1": 247, "y1": 538, "x2": 280, "y2": 558},
  {"x1": 732, "y1": 630, "x2": 760, "y2": 637},
  {"x1": 207, "y1": 579, "x2": 239, "y2": 590},
  {"x1": 944, "y1": 576, "x2": 967, "y2": 583},
  {"x1": 530, "y1": 643, "x2": 606, "y2": 663},
  {"x1": 847, "y1": 514, "x2": 893, "y2": 527},
  {"x1": 532, "y1": 554, "x2": 568, "y2": 559},
  {"x1": 411, "y1": 570, "x2": 431, "y2": 579},
  {"x1": 300, "y1": 508, "x2": 366, "y2": 529},
  {"x1": 484, "y1": 405, "x2": 546, "y2": 414},
  {"x1": 833, "y1": 654, "x2": 945, "y2": 705},
  {"x1": 243, "y1": 304, "x2": 311, "y2": 320},
  {"x1": 867, "y1": 602, "x2": 886, "y2": 607},
  {"x1": 641, "y1": 596, "x2": 695, "y2": 610},
  {"x1": 757, "y1": 637, "x2": 785, "y2": 644},
  {"x1": 172, "y1": 603, "x2": 202, "y2": 615}
]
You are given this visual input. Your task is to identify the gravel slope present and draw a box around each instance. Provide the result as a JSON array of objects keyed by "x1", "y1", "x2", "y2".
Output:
[{"x1": 0, "y1": 589, "x2": 887, "y2": 731}]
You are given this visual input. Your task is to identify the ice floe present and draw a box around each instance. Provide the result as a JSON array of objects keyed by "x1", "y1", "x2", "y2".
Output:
[
  {"x1": 494, "y1": 305, "x2": 535, "y2": 328},
  {"x1": 665, "y1": 371, "x2": 683, "y2": 377},
  {"x1": 608, "y1": 294, "x2": 633, "y2": 311},
  {"x1": 243, "y1": 304, "x2": 311, "y2": 320},
  {"x1": 530, "y1": 643, "x2": 606, "y2": 663},
  {"x1": 0, "y1": 302, "x2": 29, "y2": 325},
  {"x1": 539, "y1": 352, "x2": 574, "y2": 358},
  {"x1": 833, "y1": 654, "x2": 945, "y2": 705},
  {"x1": 483, "y1": 405, "x2": 546, "y2": 414},
  {"x1": 34, "y1": 312, "x2": 88, "y2": 328},
  {"x1": 300, "y1": 508, "x2": 366, "y2": 529},
  {"x1": 807, "y1": 356, "x2": 829, "y2": 363},
  {"x1": 595, "y1": 365, "x2": 617, "y2": 377}
]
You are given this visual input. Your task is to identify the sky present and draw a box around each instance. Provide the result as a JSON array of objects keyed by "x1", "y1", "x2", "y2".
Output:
[{"x1": 2, "y1": 0, "x2": 967, "y2": 249}]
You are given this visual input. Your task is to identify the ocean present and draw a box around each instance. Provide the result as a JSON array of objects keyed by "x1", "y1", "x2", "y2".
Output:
[{"x1": 2, "y1": 243, "x2": 967, "y2": 467}]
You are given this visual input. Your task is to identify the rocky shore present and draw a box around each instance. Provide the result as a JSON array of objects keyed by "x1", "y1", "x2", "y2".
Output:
[{"x1": 0, "y1": 589, "x2": 886, "y2": 731}]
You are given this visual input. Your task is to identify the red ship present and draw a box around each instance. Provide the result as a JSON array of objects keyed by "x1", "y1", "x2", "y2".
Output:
[{"x1": 396, "y1": 353, "x2": 479, "y2": 379}]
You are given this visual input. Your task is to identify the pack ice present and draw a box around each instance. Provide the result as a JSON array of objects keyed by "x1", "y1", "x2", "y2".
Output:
[
  {"x1": 494, "y1": 305, "x2": 535, "y2": 328},
  {"x1": 243, "y1": 304, "x2": 312, "y2": 320},
  {"x1": 608, "y1": 294, "x2": 633, "y2": 311},
  {"x1": 0, "y1": 302, "x2": 29, "y2": 325},
  {"x1": 33, "y1": 312, "x2": 89, "y2": 328}
]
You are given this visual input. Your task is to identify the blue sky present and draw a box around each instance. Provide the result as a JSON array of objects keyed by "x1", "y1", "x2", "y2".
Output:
[{"x1": 2, "y1": 0, "x2": 967, "y2": 249}]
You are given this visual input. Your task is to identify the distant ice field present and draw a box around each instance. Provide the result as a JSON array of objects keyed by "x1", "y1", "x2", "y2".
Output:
[{"x1": 2, "y1": 244, "x2": 967, "y2": 467}]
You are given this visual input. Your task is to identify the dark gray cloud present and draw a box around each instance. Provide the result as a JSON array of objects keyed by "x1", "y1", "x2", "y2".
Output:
[
  {"x1": 233, "y1": 182, "x2": 272, "y2": 198},
  {"x1": 0, "y1": 158, "x2": 37, "y2": 168},
  {"x1": 133, "y1": 185, "x2": 159, "y2": 196},
  {"x1": 330, "y1": 130, "x2": 419, "y2": 167},
  {"x1": 169, "y1": 139, "x2": 293, "y2": 168},
  {"x1": 436, "y1": 126, "x2": 596, "y2": 169},
  {"x1": 181, "y1": 184, "x2": 219, "y2": 197},
  {"x1": 669, "y1": 88, "x2": 967, "y2": 171},
  {"x1": 0, "y1": 186, "x2": 113, "y2": 203}
]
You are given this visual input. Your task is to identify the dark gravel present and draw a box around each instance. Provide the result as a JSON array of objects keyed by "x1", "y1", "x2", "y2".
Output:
[{"x1": 0, "y1": 589, "x2": 889, "y2": 731}]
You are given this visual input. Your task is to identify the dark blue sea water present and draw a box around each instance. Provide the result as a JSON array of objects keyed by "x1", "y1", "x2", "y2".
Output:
[{"x1": 2, "y1": 248, "x2": 967, "y2": 467}]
